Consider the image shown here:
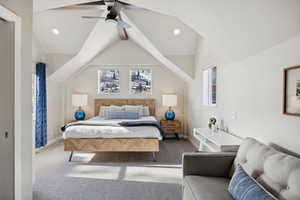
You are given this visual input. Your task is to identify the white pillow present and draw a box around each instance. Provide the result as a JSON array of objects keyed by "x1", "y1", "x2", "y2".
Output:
[
  {"x1": 99, "y1": 106, "x2": 110, "y2": 118},
  {"x1": 124, "y1": 105, "x2": 144, "y2": 117},
  {"x1": 109, "y1": 105, "x2": 124, "y2": 112},
  {"x1": 143, "y1": 106, "x2": 150, "y2": 116}
]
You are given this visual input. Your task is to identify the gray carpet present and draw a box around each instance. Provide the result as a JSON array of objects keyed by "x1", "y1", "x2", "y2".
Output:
[{"x1": 33, "y1": 139, "x2": 195, "y2": 200}]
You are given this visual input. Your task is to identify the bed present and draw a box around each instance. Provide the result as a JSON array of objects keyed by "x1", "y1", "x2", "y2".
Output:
[{"x1": 63, "y1": 99, "x2": 161, "y2": 162}]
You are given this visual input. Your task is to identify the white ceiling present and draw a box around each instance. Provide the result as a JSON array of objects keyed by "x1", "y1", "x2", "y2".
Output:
[
  {"x1": 125, "y1": 9, "x2": 198, "y2": 55},
  {"x1": 125, "y1": 0, "x2": 300, "y2": 62},
  {"x1": 34, "y1": 0, "x2": 300, "y2": 61},
  {"x1": 34, "y1": 7, "x2": 199, "y2": 56},
  {"x1": 34, "y1": 9, "x2": 102, "y2": 55},
  {"x1": 34, "y1": 0, "x2": 300, "y2": 82}
]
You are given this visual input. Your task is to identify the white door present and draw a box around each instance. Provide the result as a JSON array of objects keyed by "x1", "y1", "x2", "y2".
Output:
[{"x1": 0, "y1": 19, "x2": 15, "y2": 200}]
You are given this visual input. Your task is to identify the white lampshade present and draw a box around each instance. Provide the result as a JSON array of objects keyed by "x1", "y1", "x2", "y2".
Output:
[
  {"x1": 162, "y1": 94, "x2": 177, "y2": 107},
  {"x1": 72, "y1": 94, "x2": 88, "y2": 107}
]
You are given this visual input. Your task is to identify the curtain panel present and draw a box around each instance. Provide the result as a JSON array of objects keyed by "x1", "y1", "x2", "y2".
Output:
[{"x1": 35, "y1": 63, "x2": 47, "y2": 148}]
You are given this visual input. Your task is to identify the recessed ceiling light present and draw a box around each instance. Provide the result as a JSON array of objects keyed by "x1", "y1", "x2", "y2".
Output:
[
  {"x1": 173, "y1": 28, "x2": 181, "y2": 36},
  {"x1": 52, "y1": 28, "x2": 60, "y2": 35}
]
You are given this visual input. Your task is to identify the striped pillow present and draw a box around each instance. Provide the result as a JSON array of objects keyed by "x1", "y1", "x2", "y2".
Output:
[
  {"x1": 228, "y1": 166, "x2": 275, "y2": 200},
  {"x1": 124, "y1": 105, "x2": 144, "y2": 117},
  {"x1": 99, "y1": 106, "x2": 110, "y2": 118},
  {"x1": 106, "y1": 110, "x2": 139, "y2": 120},
  {"x1": 143, "y1": 106, "x2": 150, "y2": 116}
]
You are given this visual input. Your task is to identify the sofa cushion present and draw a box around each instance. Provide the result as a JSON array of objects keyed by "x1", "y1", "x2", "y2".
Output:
[
  {"x1": 234, "y1": 138, "x2": 300, "y2": 200},
  {"x1": 184, "y1": 175, "x2": 233, "y2": 200},
  {"x1": 229, "y1": 165, "x2": 275, "y2": 200}
]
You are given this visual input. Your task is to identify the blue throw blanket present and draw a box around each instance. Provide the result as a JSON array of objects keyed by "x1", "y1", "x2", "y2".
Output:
[{"x1": 119, "y1": 120, "x2": 164, "y2": 137}]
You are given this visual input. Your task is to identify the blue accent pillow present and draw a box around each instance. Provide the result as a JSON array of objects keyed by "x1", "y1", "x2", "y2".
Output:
[
  {"x1": 228, "y1": 166, "x2": 275, "y2": 200},
  {"x1": 106, "y1": 110, "x2": 139, "y2": 120}
]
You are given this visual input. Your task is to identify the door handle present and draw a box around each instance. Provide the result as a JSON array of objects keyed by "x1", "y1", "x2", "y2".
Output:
[{"x1": 4, "y1": 131, "x2": 8, "y2": 139}]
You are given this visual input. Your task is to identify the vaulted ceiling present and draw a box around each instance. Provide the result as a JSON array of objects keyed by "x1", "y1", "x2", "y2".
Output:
[
  {"x1": 125, "y1": 0, "x2": 300, "y2": 62},
  {"x1": 34, "y1": 0, "x2": 199, "y2": 82},
  {"x1": 34, "y1": 0, "x2": 300, "y2": 82},
  {"x1": 34, "y1": 8, "x2": 198, "y2": 56},
  {"x1": 34, "y1": 9, "x2": 100, "y2": 55}
]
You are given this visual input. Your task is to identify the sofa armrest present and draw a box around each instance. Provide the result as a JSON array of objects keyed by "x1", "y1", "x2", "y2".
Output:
[{"x1": 183, "y1": 152, "x2": 236, "y2": 177}]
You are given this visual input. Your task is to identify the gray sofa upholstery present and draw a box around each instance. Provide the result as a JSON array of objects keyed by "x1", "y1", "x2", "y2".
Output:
[{"x1": 182, "y1": 138, "x2": 300, "y2": 200}]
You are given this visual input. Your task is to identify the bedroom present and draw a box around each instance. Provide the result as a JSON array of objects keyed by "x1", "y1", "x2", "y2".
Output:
[
  {"x1": 0, "y1": 0, "x2": 300, "y2": 200},
  {"x1": 31, "y1": 3, "x2": 197, "y2": 199}
]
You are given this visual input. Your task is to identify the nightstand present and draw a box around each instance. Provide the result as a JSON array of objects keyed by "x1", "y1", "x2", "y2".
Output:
[{"x1": 160, "y1": 119, "x2": 181, "y2": 140}]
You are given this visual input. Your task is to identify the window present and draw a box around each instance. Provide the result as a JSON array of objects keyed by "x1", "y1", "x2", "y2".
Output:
[{"x1": 203, "y1": 66, "x2": 217, "y2": 105}]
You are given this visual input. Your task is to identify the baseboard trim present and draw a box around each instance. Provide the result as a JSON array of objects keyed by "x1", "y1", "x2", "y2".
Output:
[
  {"x1": 35, "y1": 136, "x2": 63, "y2": 153},
  {"x1": 187, "y1": 136, "x2": 200, "y2": 150}
]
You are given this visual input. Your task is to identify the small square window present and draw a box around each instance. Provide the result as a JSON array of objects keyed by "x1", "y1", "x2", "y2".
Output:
[{"x1": 203, "y1": 66, "x2": 217, "y2": 106}]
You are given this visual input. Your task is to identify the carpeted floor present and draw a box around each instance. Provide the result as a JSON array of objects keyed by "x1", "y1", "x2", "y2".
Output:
[{"x1": 33, "y1": 139, "x2": 195, "y2": 200}]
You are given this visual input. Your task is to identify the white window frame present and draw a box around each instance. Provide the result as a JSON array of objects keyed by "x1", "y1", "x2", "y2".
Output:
[{"x1": 202, "y1": 66, "x2": 217, "y2": 106}]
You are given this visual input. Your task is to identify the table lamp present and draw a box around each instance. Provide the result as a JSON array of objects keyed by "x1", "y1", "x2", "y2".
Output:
[
  {"x1": 72, "y1": 94, "x2": 88, "y2": 120},
  {"x1": 162, "y1": 94, "x2": 177, "y2": 120}
]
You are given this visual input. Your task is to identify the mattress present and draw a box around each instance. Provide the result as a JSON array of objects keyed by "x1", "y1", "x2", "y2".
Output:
[{"x1": 63, "y1": 116, "x2": 162, "y2": 140}]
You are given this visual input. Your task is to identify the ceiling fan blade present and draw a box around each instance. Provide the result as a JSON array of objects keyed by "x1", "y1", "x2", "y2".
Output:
[
  {"x1": 118, "y1": 0, "x2": 148, "y2": 11},
  {"x1": 116, "y1": 19, "x2": 131, "y2": 29},
  {"x1": 82, "y1": 16, "x2": 106, "y2": 19},
  {"x1": 117, "y1": 25, "x2": 129, "y2": 40},
  {"x1": 77, "y1": 1, "x2": 106, "y2": 6},
  {"x1": 49, "y1": 1, "x2": 107, "y2": 10},
  {"x1": 55, "y1": 6, "x2": 105, "y2": 10}
]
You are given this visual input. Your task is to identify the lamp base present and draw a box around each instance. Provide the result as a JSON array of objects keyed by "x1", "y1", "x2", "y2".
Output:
[
  {"x1": 74, "y1": 108, "x2": 85, "y2": 121},
  {"x1": 165, "y1": 109, "x2": 175, "y2": 120}
]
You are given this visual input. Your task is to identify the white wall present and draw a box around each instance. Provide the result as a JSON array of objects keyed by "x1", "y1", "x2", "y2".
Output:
[
  {"x1": 187, "y1": 34, "x2": 300, "y2": 154},
  {"x1": 43, "y1": 52, "x2": 65, "y2": 142},
  {"x1": 33, "y1": 35, "x2": 64, "y2": 142},
  {"x1": 0, "y1": 19, "x2": 15, "y2": 200},
  {"x1": 32, "y1": 36, "x2": 45, "y2": 63},
  {"x1": 66, "y1": 65, "x2": 186, "y2": 120},
  {"x1": 58, "y1": 41, "x2": 192, "y2": 135},
  {"x1": 32, "y1": 47, "x2": 68, "y2": 143},
  {"x1": 123, "y1": 0, "x2": 300, "y2": 63},
  {"x1": 47, "y1": 80, "x2": 64, "y2": 141},
  {"x1": 0, "y1": 0, "x2": 33, "y2": 199}
]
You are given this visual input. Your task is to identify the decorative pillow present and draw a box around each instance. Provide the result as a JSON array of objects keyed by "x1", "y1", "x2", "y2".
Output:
[
  {"x1": 143, "y1": 106, "x2": 150, "y2": 116},
  {"x1": 228, "y1": 166, "x2": 275, "y2": 200},
  {"x1": 124, "y1": 105, "x2": 144, "y2": 117},
  {"x1": 106, "y1": 110, "x2": 139, "y2": 120},
  {"x1": 99, "y1": 106, "x2": 110, "y2": 118},
  {"x1": 109, "y1": 105, "x2": 124, "y2": 112}
]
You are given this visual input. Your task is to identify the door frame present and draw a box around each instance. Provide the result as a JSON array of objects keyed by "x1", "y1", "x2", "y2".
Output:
[{"x1": 0, "y1": 5, "x2": 22, "y2": 200}]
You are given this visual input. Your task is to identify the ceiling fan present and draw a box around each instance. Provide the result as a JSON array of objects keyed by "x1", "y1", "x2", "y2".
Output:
[
  {"x1": 81, "y1": 0, "x2": 132, "y2": 29},
  {"x1": 53, "y1": 0, "x2": 142, "y2": 40}
]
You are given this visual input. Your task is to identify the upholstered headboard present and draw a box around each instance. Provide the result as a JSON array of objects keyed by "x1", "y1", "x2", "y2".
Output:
[{"x1": 94, "y1": 99, "x2": 156, "y2": 116}]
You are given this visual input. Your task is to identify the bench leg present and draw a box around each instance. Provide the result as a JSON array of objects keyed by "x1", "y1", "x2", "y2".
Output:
[
  {"x1": 175, "y1": 133, "x2": 180, "y2": 140},
  {"x1": 69, "y1": 151, "x2": 73, "y2": 162},
  {"x1": 152, "y1": 152, "x2": 157, "y2": 162}
]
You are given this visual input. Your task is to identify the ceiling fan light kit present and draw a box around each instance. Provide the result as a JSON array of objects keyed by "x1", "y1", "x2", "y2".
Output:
[{"x1": 106, "y1": 18, "x2": 117, "y2": 24}]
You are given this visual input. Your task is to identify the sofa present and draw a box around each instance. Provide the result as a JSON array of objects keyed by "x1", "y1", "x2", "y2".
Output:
[{"x1": 182, "y1": 138, "x2": 300, "y2": 200}]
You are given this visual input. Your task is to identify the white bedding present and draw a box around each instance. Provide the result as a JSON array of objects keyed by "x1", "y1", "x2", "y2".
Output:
[{"x1": 63, "y1": 116, "x2": 162, "y2": 140}]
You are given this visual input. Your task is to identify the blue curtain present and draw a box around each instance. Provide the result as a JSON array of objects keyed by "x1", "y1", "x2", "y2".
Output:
[{"x1": 35, "y1": 63, "x2": 47, "y2": 148}]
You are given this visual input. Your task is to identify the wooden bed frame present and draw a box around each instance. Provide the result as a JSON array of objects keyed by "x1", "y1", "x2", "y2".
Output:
[{"x1": 64, "y1": 99, "x2": 159, "y2": 162}]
